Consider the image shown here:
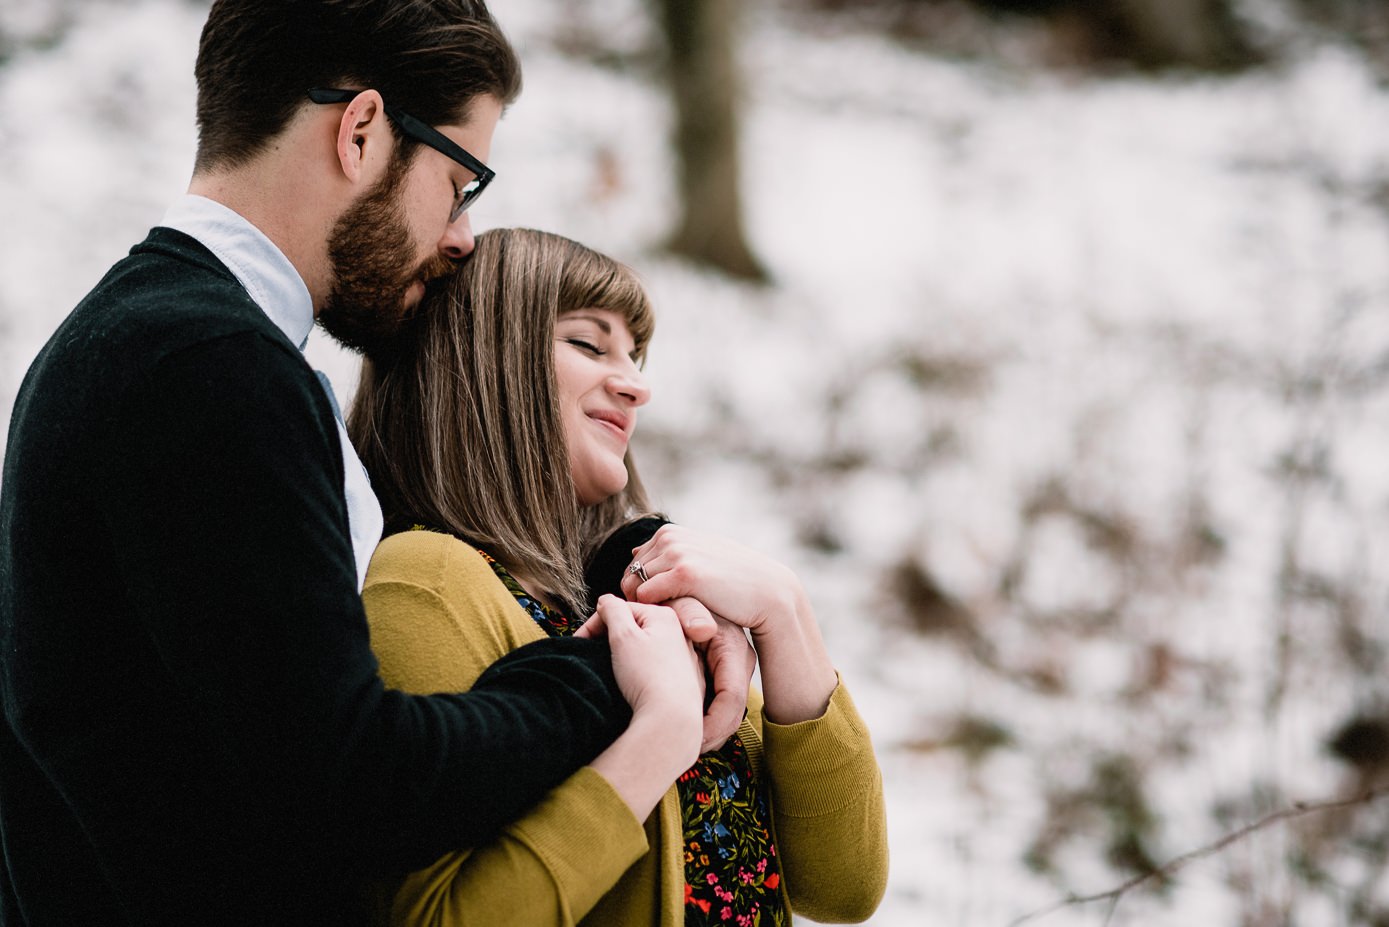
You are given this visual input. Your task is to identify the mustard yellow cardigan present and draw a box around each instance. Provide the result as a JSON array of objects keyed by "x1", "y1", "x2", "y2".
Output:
[{"x1": 362, "y1": 530, "x2": 888, "y2": 926}]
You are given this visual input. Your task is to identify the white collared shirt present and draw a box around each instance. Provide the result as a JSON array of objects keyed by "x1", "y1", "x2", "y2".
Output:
[{"x1": 160, "y1": 194, "x2": 384, "y2": 590}]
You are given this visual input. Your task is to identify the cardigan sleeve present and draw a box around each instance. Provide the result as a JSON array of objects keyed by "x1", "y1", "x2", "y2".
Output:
[
  {"x1": 752, "y1": 680, "x2": 889, "y2": 923},
  {"x1": 362, "y1": 532, "x2": 650, "y2": 927},
  {"x1": 101, "y1": 333, "x2": 631, "y2": 872}
]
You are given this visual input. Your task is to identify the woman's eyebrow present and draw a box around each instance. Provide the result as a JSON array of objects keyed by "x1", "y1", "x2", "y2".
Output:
[{"x1": 560, "y1": 313, "x2": 612, "y2": 334}]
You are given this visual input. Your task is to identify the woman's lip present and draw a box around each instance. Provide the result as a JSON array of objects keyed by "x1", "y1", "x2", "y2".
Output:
[{"x1": 587, "y1": 411, "x2": 630, "y2": 440}]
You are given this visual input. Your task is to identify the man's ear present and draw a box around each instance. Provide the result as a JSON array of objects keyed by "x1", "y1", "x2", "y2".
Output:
[{"x1": 335, "y1": 89, "x2": 392, "y2": 184}]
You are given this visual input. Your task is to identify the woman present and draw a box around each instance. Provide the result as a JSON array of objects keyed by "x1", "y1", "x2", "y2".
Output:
[{"x1": 349, "y1": 228, "x2": 887, "y2": 926}]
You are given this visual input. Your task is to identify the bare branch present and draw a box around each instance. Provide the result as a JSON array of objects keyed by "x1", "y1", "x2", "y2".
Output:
[{"x1": 1009, "y1": 786, "x2": 1389, "y2": 926}]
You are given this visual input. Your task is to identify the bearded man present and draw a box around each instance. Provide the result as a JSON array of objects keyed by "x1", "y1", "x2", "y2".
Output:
[{"x1": 0, "y1": 3, "x2": 714, "y2": 925}]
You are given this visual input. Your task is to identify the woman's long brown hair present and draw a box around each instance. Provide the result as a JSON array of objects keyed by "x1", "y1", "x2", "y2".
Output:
[{"x1": 348, "y1": 228, "x2": 655, "y2": 615}]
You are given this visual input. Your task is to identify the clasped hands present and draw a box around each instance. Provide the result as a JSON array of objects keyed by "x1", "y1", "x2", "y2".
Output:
[{"x1": 576, "y1": 525, "x2": 802, "y2": 754}]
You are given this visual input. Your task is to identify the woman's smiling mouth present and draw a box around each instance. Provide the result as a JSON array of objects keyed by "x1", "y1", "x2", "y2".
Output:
[{"x1": 586, "y1": 409, "x2": 631, "y2": 441}]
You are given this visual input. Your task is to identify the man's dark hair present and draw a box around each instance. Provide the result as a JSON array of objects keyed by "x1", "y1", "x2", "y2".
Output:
[{"x1": 193, "y1": 0, "x2": 521, "y2": 173}]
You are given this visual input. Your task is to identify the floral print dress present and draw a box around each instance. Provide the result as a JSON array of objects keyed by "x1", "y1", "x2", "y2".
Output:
[{"x1": 477, "y1": 550, "x2": 789, "y2": 927}]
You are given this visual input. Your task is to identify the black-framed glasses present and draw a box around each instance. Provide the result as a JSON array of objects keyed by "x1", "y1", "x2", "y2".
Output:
[{"x1": 308, "y1": 87, "x2": 494, "y2": 222}]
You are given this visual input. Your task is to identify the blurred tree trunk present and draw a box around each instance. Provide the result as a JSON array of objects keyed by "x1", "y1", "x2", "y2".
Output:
[
  {"x1": 654, "y1": 0, "x2": 768, "y2": 282},
  {"x1": 1100, "y1": 0, "x2": 1256, "y2": 71}
]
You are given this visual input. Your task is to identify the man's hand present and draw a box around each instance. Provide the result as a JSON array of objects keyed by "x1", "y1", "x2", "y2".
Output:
[
  {"x1": 662, "y1": 595, "x2": 718, "y2": 645},
  {"x1": 691, "y1": 610, "x2": 756, "y2": 753}
]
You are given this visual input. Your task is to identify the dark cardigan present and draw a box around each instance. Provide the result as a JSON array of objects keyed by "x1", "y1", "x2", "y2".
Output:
[{"x1": 0, "y1": 229, "x2": 629, "y2": 926}]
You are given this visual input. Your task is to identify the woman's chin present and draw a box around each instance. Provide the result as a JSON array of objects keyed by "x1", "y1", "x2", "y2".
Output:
[{"x1": 576, "y1": 473, "x2": 629, "y2": 507}]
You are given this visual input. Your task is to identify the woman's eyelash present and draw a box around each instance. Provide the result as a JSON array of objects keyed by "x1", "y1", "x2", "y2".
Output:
[{"x1": 566, "y1": 338, "x2": 605, "y2": 355}]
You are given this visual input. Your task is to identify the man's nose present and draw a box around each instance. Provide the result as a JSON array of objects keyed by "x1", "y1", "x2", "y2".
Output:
[{"x1": 440, "y1": 212, "x2": 475, "y2": 260}]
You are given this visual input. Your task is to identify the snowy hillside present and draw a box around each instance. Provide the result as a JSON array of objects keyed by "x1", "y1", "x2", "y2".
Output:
[{"x1": 4, "y1": 1, "x2": 1389, "y2": 923}]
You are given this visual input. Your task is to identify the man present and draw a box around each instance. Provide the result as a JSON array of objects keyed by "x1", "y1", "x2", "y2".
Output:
[{"x1": 0, "y1": 2, "x2": 728, "y2": 924}]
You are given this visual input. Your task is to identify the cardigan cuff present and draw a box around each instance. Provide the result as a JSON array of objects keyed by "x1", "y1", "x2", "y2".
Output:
[{"x1": 760, "y1": 679, "x2": 878, "y2": 818}]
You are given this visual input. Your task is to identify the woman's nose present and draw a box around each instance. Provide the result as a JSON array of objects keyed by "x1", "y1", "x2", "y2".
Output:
[{"x1": 608, "y1": 366, "x2": 650, "y2": 407}]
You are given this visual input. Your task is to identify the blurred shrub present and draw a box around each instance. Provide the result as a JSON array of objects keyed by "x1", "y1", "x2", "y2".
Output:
[{"x1": 795, "y1": 0, "x2": 1264, "y2": 72}]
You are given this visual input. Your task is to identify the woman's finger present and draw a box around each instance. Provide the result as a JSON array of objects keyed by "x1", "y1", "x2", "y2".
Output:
[
  {"x1": 623, "y1": 599, "x2": 682, "y2": 635},
  {"x1": 593, "y1": 593, "x2": 639, "y2": 639},
  {"x1": 629, "y1": 564, "x2": 686, "y2": 605},
  {"x1": 620, "y1": 548, "x2": 670, "y2": 600},
  {"x1": 572, "y1": 608, "x2": 602, "y2": 639}
]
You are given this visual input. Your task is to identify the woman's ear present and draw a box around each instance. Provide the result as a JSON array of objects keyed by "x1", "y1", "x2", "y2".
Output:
[{"x1": 335, "y1": 89, "x2": 392, "y2": 184}]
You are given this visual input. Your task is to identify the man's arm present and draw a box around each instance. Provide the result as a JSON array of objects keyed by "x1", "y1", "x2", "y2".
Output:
[
  {"x1": 363, "y1": 542, "x2": 697, "y2": 926},
  {"x1": 102, "y1": 331, "x2": 629, "y2": 871}
]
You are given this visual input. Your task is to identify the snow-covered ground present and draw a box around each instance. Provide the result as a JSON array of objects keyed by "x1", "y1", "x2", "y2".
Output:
[{"x1": 4, "y1": 1, "x2": 1389, "y2": 923}]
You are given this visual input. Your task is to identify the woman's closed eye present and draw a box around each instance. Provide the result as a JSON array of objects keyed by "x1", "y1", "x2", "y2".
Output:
[{"x1": 566, "y1": 337, "x2": 606, "y2": 356}]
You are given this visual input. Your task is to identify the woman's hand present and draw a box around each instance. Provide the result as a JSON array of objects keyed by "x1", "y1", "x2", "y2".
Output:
[
  {"x1": 580, "y1": 596, "x2": 704, "y2": 732},
  {"x1": 619, "y1": 524, "x2": 800, "y2": 637},
  {"x1": 579, "y1": 590, "x2": 752, "y2": 752},
  {"x1": 620, "y1": 525, "x2": 839, "y2": 726},
  {"x1": 576, "y1": 596, "x2": 704, "y2": 819}
]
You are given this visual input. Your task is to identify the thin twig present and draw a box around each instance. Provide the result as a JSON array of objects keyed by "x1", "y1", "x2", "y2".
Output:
[{"x1": 1008, "y1": 786, "x2": 1389, "y2": 927}]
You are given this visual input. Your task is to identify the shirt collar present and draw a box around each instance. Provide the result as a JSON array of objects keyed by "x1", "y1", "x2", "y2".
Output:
[{"x1": 160, "y1": 194, "x2": 315, "y2": 351}]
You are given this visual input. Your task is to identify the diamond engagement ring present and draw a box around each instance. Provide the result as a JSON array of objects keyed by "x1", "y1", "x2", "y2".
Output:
[{"x1": 627, "y1": 560, "x2": 650, "y2": 584}]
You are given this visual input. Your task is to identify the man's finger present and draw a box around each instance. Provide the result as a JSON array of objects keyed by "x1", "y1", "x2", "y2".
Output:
[
  {"x1": 667, "y1": 597, "x2": 717, "y2": 644},
  {"x1": 701, "y1": 687, "x2": 746, "y2": 753},
  {"x1": 699, "y1": 618, "x2": 756, "y2": 752}
]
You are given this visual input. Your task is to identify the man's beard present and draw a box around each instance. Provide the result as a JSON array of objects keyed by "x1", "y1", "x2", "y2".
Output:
[{"x1": 319, "y1": 162, "x2": 454, "y2": 358}]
